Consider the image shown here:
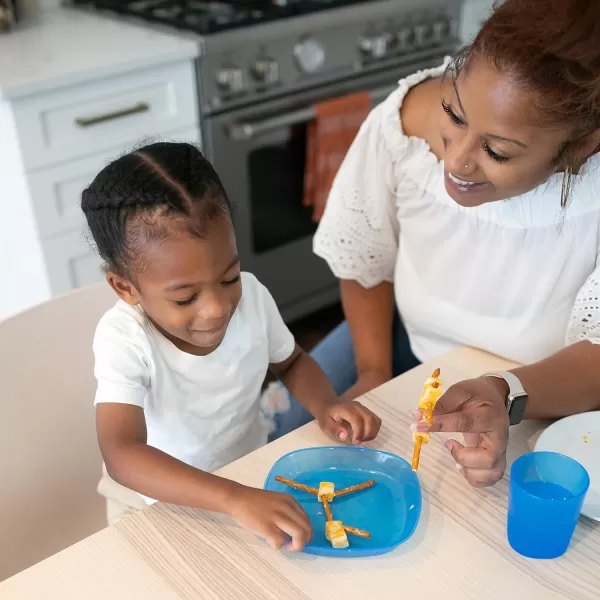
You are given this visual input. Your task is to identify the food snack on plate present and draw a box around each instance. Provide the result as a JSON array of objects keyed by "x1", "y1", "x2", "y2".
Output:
[
  {"x1": 274, "y1": 475, "x2": 375, "y2": 548},
  {"x1": 321, "y1": 496, "x2": 334, "y2": 521},
  {"x1": 412, "y1": 368, "x2": 443, "y2": 471},
  {"x1": 343, "y1": 525, "x2": 371, "y2": 539},
  {"x1": 325, "y1": 521, "x2": 350, "y2": 548},
  {"x1": 318, "y1": 481, "x2": 335, "y2": 502},
  {"x1": 335, "y1": 479, "x2": 376, "y2": 498},
  {"x1": 274, "y1": 476, "x2": 318, "y2": 495}
]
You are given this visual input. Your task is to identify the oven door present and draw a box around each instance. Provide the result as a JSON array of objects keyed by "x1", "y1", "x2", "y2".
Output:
[{"x1": 203, "y1": 59, "x2": 439, "y2": 321}]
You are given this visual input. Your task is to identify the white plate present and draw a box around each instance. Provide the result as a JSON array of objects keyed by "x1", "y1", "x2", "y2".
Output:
[{"x1": 534, "y1": 412, "x2": 600, "y2": 521}]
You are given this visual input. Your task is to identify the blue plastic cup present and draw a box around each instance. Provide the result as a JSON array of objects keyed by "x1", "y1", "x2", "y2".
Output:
[{"x1": 508, "y1": 451, "x2": 589, "y2": 559}]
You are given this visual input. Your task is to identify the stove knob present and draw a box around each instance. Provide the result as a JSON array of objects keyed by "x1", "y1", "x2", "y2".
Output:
[
  {"x1": 413, "y1": 23, "x2": 431, "y2": 48},
  {"x1": 358, "y1": 32, "x2": 393, "y2": 59},
  {"x1": 293, "y1": 37, "x2": 325, "y2": 73},
  {"x1": 216, "y1": 66, "x2": 245, "y2": 94},
  {"x1": 431, "y1": 19, "x2": 449, "y2": 44},
  {"x1": 251, "y1": 58, "x2": 280, "y2": 85},
  {"x1": 396, "y1": 26, "x2": 413, "y2": 52}
]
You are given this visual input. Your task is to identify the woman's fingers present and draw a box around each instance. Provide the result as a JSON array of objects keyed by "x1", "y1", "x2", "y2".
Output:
[
  {"x1": 445, "y1": 439, "x2": 507, "y2": 487},
  {"x1": 446, "y1": 439, "x2": 502, "y2": 470},
  {"x1": 462, "y1": 465, "x2": 507, "y2": 487}
]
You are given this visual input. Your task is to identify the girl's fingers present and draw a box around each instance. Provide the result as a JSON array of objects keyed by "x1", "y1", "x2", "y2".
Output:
[
  {"x1": 363, "y1": 412, "x2": 382, "y2": 440},
  {"x1": 276, "y1": 515, "x2": 312, "y2": 551},
  {"x1": 264, "y1": 525, "x2": 288, "y2": 549},
  {"x1": 332, "y1": 407, "x2": 364, "y2": 444}
]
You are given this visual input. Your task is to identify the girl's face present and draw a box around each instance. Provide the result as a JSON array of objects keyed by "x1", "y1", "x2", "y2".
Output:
[
  {"x1": 110, "y1": 216, "x2": 242, "y2": 356},
  {"x1": 439, "y1": 59, "x2": 571, "y2": 207}
]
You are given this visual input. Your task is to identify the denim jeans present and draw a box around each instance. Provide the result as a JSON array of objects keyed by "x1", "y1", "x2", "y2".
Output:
[{"x1": 268, "y1": 313, "x2": 420, "y2": 441}]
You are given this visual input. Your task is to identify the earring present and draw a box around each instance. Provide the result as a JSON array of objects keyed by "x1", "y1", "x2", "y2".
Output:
[{"x1": 464, "y1": 164, "x2": 468, "y2": 169}]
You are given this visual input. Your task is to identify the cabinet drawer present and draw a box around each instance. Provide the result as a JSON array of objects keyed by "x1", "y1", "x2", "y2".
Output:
[
  {"x1": 43, "y1": 230, "x2": 105, "y2": 295},
  {"x1": 14, "y1": 60, "x2": 198, "y2": 170},
  {"x1": 28, "y1": 127, "x2": 202, "y2": 239}
]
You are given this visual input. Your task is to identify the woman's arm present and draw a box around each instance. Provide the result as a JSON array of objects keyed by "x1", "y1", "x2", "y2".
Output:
[
  {"x1": 311, "y1": 97, "x2": 401, "y2": 401},
  {"x1": 341, "y1": 279, "x2": 395, "y2": 383},
  {"x1": 509, "y1": 341, "x2": 600, "y2": 418}
]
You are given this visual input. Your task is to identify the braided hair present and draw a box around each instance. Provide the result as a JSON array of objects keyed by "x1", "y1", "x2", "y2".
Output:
[{"x1": 81, "y1": 142, "x2": 232, "y2": 276}]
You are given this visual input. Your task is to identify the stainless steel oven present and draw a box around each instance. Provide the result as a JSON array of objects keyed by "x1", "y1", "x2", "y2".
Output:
[
  {"x1": 73, "y1": 0, "x2": 462, "y2": 321},
  {"x1": 204, "y1": 58, "x2": 446, "y2": 321}
]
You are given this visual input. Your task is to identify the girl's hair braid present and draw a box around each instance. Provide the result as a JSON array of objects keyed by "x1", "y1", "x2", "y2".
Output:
[{"x1": 81, "y1": 142, "x2": 232, "y2": 276}]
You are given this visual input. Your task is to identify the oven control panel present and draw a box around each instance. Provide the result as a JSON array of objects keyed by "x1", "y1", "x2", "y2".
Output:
[
  {"x1": 201, "y1": 0, "x2": 461, "y2": 113},
  {"x1": 358, "y1": 16, "x2": 457, "y2": 62}
]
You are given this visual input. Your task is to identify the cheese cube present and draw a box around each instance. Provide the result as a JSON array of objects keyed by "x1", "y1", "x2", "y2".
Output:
[
  {"x1": 419, "y1": 377, "x2": 443, "y2": 409},
  {"x1": 318, "y1": 481, "x2": 335, "y2": 502},
  {"x1": 325, "y1": 521, "x2": 349, "y2": 548}
]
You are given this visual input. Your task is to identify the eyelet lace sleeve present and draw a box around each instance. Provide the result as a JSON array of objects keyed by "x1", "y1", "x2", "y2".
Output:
[
  {"x1": 566, "y1": 268, "x2": 600, "y2": 345},
  {"x1": 313, "y1": 100, "x2": 400, "y2": 289}
]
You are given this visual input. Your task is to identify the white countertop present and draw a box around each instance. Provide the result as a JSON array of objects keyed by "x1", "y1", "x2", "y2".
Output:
[{"x1": 0, "y1": 9, "x2": 200, "y2": 101}]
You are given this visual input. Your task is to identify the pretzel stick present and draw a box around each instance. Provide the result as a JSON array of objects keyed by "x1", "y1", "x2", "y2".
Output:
[
  {"x1": 335, "y1": 480, "x2": 376, "y2": 498},
  {"x1": 322, "y1": 496, "x2": 334, "y2": 521},
  {"x1": 343, "y1": 525, "x2": 371, "y2": 539},
  {"x1": 411, "y1": 436, "x2": 423, "y2": 471},
  {"x1": 275, "y1": 476, "x2": 318, "y2": 495}
]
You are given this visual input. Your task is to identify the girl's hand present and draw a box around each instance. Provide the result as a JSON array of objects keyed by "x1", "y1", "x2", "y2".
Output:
[
  {"x1": 316, "y1": 400, "x2": 382, "y2": 444},
  {"x1": 229, "y1": 486, "x2": 313, "y2": 551},
  {"x1": 414, "y1": 377, "x2": 509, "y2": 487}
]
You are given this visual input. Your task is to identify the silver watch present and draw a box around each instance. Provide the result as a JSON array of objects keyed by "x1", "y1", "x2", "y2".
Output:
[{"x1": 483, "y1": 370, "x2": 528, "y2": 426}]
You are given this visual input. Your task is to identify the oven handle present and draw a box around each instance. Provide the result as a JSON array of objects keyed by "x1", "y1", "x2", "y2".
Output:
[{"x1": 227, "y1": 83, "x2": 397, "y2": 142}]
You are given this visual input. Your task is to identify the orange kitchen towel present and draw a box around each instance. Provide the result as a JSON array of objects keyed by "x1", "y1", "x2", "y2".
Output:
[{"x1": 304, "y1": 91, "x2": 371, "y2": 222}]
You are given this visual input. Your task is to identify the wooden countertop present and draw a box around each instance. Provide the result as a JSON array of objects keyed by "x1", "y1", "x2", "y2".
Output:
[{"x1": 2, "y1": 347, "x2": 598, "y2": 599}]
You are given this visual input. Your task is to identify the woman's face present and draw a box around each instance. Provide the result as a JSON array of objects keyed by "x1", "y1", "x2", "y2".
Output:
[{"x1": 439, "y1": 58, "x2": 570, "y2": 207}]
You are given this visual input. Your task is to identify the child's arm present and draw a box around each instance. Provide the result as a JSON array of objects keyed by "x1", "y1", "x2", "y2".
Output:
[
  {"x1": 270, "y1": 344, "x2": 382, "y2": 444},
  {"x1": 97, "y1": 403, "x2": 312, "y2": 550}
]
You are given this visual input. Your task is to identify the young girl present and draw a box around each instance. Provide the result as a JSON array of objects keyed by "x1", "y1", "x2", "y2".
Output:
[{"x1": 81, "y1": 142, "x2": 381, "y2": 550}]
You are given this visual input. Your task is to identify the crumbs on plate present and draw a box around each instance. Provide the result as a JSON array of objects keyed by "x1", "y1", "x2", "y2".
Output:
[{"x1": 583, "y1": 432, "x2": 590, "y2": 443}]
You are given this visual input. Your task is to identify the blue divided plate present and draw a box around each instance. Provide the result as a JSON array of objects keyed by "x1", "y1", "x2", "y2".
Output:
[{"x1": 264, "y1": 446, "x2": 421, "y2": 557}]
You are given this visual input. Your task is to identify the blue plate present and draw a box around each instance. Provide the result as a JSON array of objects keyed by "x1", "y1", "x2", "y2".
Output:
[{"x1": 264, "y1": 446, "x2": 421, "y2": 557}]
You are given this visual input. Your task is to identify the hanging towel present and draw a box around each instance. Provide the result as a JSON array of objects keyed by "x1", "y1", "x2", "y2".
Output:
[{"x1": 304, "y1": 91, "x2": 371, "y2": 222}]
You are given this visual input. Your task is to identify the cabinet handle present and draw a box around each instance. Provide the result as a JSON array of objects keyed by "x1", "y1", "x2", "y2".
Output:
[{"x1": 74, "y1": 102, "x2": 150, "y2": 127}]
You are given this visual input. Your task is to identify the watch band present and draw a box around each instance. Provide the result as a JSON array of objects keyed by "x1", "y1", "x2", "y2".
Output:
[{"x1": 483, "y1": 370, "x2": 528, "y2": 426}]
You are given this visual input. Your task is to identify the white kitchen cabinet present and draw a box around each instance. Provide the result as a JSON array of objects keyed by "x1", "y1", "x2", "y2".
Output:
[
  {"x1": 27, "y1": 126, "x2": 201, "y2": 240},
  {"x1": 14, "y1": 60, "x2": 198, "y2": 171},
  {"x1": 42, "y1": 229, "x2": 105, "y2": 295},
  {"x1": 0, "y1": 60, "x2": 200, "y2": 320}
]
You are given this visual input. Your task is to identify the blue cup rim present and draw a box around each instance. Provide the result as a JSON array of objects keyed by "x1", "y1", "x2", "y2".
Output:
[{"x1": 511, "y1": 450, "x2": 590, "y2": 499}]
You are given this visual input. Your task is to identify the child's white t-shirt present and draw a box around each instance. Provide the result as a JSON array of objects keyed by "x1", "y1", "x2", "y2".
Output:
[{"x1": 93, "y1": 272, "x2": 295, "y2": 500}]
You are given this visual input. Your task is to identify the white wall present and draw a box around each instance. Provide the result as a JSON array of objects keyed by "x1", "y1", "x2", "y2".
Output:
[
  {"x1": 460, "y1": 0, "x2": 495, "y2": 45},
  {"x1": 0, "y1": 101, "x2": 51, "y2": 320}
]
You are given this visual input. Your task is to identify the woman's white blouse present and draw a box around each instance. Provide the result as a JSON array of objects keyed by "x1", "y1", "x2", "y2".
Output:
[{"x1": 314, "y1": 63, "x2": 600, "y2": 364}]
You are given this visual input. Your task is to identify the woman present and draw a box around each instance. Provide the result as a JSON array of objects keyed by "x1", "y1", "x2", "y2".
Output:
[{"x1": 269, "y1": 0, "x2": 600, "y2": 487}]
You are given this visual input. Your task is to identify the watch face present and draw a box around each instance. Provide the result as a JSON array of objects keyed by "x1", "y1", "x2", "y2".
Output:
[{"x1": 509, "y1": 394, "x2": 528, "y2": 426}]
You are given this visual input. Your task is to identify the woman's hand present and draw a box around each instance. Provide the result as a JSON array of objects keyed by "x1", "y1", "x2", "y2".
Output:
[
  {"x1": 316, "y1": 398, "x2": 382, "y2": 444},
  {"x1": 229, "y1": 486, "x2": 313, "y2": 551},
  {"x1": 417, "y1": 377, "x2": 510, "y2": 487}
]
